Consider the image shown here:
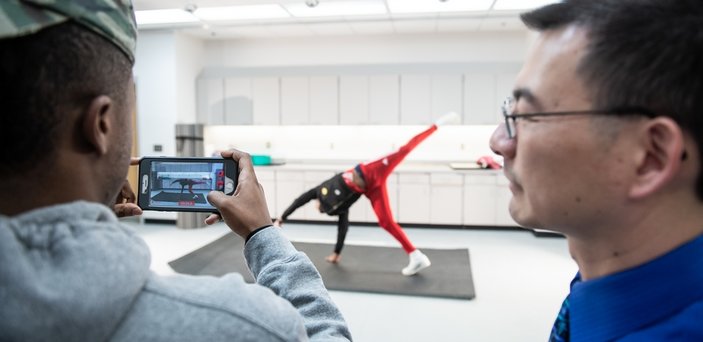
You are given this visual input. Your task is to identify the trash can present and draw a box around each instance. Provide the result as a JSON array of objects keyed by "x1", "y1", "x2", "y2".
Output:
[{"x1": 175, "y1": 124, "x2": 209, "y2": 229}]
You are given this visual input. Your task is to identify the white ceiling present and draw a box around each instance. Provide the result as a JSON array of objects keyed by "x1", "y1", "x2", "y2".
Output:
[{"x1": 133, "y1": 0, "x2": 535, "y2": 39}]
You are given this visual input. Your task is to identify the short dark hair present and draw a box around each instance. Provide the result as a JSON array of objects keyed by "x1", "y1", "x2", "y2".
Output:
[
  {"x1": 522, "y1": 0, "x2": 703, "y2": 200},
  {"x1": 0, "y1": 21, "x2": 133, "y2": 176}
]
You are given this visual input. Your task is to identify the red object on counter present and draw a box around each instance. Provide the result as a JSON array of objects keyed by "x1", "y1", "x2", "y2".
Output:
[{"x1": 477, "y1": 155, "x2": 502, "y2": 169}]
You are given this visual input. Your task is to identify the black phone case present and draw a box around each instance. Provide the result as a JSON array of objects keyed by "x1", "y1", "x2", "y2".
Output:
[{"x1": 137, "y1": 157, "x2": 237, "y2": 213}]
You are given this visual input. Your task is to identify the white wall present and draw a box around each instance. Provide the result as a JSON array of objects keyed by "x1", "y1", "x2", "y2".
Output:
[
  {"x1": 203, "y1": 31, "x2": 529, "y2": 67},
  {"x1": 175, "y1": 34, "x2": 205, "y2": 124},
  {"x1": 134, "y1": 31, "x2": 178, "y2": 157},
  {"x1": 134, "y1": 31, "x2": 205, "y2": 157}
]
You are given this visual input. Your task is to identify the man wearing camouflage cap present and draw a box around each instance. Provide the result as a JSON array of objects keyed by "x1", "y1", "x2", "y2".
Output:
[{"x1": 0, "y1": 1, "x2": 351, "y2": 341}]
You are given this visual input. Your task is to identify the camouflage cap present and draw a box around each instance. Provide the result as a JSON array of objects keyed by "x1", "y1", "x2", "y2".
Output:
[{"x1": 0, "y1": 0, "x2": 137, "y2": 63}]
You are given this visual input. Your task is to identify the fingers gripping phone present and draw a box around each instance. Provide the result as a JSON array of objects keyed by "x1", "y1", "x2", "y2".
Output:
[{"x1": 137, "y1": 157, "x2": 237, "y2": 212}]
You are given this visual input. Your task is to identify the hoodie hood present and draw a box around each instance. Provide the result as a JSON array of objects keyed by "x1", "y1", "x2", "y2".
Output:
[{"x1": 0, "y1": 201, "x2": 151, "y2": 341}]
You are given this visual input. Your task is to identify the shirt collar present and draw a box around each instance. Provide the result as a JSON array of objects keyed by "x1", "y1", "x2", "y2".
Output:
[{"x1": 569, "y1": 233, "x2": 703, "y2": 342}]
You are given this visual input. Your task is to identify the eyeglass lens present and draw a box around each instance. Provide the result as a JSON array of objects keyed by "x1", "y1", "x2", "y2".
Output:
[{"x1": 502, "y1": 97, "x2": 516, "y2": 138}]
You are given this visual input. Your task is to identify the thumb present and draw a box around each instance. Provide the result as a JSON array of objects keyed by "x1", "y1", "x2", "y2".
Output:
[{"x1": 207, "y1": 191, "x2": 228, "y2": 209}]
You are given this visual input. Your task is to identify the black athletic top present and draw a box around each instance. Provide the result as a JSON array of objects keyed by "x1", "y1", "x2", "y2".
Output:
[{"x1": 279, "y1": 172, "x2": 362, "y2": 254}]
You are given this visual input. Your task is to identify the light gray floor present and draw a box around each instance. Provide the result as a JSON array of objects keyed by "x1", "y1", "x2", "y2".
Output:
[{"x1": 128, "y1": 220, "x2": 577, "y2": 342}]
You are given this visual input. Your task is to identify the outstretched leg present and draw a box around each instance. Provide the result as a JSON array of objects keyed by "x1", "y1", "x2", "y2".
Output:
[
  {"x1": 366, "y1": 185, "x2": 431, "y2": 275},
  {"x1": 360, "y1": 124, "x2": 438, "y2": 189},
  {"x1": 366, "y1": 185, "x2": 416, "y2": 253}
]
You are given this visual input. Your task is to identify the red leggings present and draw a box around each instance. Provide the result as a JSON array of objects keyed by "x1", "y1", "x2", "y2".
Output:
[{"x1": 358, "y1": 125, "x2": 438, "y2": 254}]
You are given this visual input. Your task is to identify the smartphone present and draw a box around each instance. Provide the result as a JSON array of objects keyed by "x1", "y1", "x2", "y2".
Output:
[{"x1": 137, "y1": 157, "x2": 237, "y2": 212}]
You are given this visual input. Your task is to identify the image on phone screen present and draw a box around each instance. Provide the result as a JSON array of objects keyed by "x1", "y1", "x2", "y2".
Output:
[{"x1": 146, "y1": 160, "x2": 226, "y2": 210}]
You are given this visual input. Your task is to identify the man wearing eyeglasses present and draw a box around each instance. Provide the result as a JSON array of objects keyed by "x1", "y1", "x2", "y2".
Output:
[{"x1": 490, "y1": 1, "x2": 703, "y2": 341}]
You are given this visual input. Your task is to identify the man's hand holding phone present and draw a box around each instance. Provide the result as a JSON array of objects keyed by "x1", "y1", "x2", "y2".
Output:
[
  {"x1": 114, "y1": 157, "x2": 143, "y2": 218},
  {"x1": 205, "y1": 150, "x2": 273, "y2": 239}
]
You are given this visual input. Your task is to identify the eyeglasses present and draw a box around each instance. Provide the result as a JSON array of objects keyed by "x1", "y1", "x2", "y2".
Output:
[{"x1": 501, "y1": 96, "x2": 656, "y2": 139}]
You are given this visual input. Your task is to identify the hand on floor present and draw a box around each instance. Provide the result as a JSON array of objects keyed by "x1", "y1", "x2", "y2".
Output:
[{"x1": 325, "y1": 253, "x2": 341, "y2": 263}]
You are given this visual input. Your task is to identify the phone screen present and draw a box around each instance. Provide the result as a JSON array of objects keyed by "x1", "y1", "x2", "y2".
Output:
[{"x1": 145, "y1": 160, "x2": 227, "y2": 210}]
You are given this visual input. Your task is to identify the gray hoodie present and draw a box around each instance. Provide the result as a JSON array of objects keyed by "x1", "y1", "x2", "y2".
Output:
[{"x1": 0, "y1": 201, "x2": 351, "y2": 341}]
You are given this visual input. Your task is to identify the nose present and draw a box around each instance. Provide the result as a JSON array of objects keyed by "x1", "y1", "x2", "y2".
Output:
[{"x1": 489, "y1": 123, "x2": 516, "y2": 159}]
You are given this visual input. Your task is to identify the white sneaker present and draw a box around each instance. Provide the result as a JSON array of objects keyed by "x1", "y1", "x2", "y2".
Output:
[
  {"x1": 434, "y1": 111, "x2": 461, "y2": 126},
  {"x1": 402, "y1": 250, "x2": 431, "y2": 276}
]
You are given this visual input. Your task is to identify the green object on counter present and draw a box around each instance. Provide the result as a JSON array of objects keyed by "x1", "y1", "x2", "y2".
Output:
[{"x1": 251, "y1": 154, "x2": 272, "y2": 165}]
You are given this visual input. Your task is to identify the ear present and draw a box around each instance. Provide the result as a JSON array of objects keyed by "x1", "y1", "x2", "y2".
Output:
[
  {"x1": 629, "y1": 117, "x2": 685, "y2": 199},
  {"x1": 81, "y1": 95, "x2": 113, "y2": 156}
]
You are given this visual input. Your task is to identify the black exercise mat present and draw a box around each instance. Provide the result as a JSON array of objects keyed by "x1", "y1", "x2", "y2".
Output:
[
  {"x1": 151, "y1": 191, "x2": 207, "y2": 204},
  {"x1": 169, "y1": 233, "x2": 475, "y2": 300}
]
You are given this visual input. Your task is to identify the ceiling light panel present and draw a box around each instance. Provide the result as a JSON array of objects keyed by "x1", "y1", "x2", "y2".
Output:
[
  {"x1": 135, "y1": 9, "x2": 198, "y2": 25},
  {"x1": 285, "y1": 1, "x2": 387, "y2": 18},
  {"x1": 387, "y1": 0, "x2": 494, "y2": 14},
  {"x1": 195, "y1": 4, "x2": 290, "y2": 21}
]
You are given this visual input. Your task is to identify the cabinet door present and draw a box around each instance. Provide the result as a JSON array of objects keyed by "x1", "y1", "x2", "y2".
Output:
[
  {"x1": 386, "y1": 174, "x2": 399, "y2": 223},
  {"x1": 368, "y1": 75, "x2": 399, "y2": 124},
  {"x1": 280, "y1": 77, "x2": 309, "y2": 125},
  {"x1": 463, "y1": 73, "x2": 497, "y2": 125},
  {"x1": 224, "y1": 77, "x2": 253, "y2": 125},
  {"x1": 400, "y1": 74, "x2": 432, "y2": 124},
  {"x1": 397, "y1": 173, "x2": 431, "y2": 224},
  {"x1": 463, "y1": 174, "x2": 497, "y2": 226},
  {"x1": 430, "y1": 173, "x2": 463, "y2": 225},
  {"x1": 252, "y1": 77, "x2": 280, "y2": 125},
  {"x1": 309, "y1": 76, "x2": 339, "y2": 125},
  {"x1": 255, "y1": 169, "x2": 276, "y2": 218},
  {"x1": 197, "y1": 78, "x2": 225, "y2": 125},
  {"x1": 339, "y1": 75, "x2": 369, "y2": 125},
  {"x1": 495, "y1": 174, "x2": 519, "y2": 227},
  {"x1": 275, "y1": 171, "x2": 306, "y2": 220},
  {"x1": 349, "y1": 196, "x2": 370, "y2": 223},
  {"x1": 431, "y1": 74, "x2": 463, "y2": 123}
]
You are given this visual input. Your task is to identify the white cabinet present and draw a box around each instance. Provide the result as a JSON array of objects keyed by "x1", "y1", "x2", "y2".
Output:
[
  {"x1": 339, "y1": 75, "x2": 369, "y2": 125},
  {"x1": 386, "y1": 174, "x2": 399, "y2": 224},
  {"x1": 495, "y1": 175, "x2": 519, "y2": 226},
  {"x1": 368, "y1": 75, "x2": 400, "y2": 124},
  {"x1": 463, "y1": 174, "x2": 498, "y2": 226},
  {"x1": 197, "y1": 78, "x2": 225, "y2": 125},
  {"x1": 309, "y1": 76, "x2": 339, "y2": 125},
  {"x1": 275, "y1": 171, "x2": 306, "y2": 220},
  {"x1": 349, "y1": 196, "x2": 372, "y2": 223},
  {"x1": 400, "y1": 74, "x2": 432, "y2": 124},
  {"x1": 224, "y1": 77, "x2": 253, "y2": 125},
  {"x1": 280, "y1": 77, "x2": 309, "y2": 125},
  {"x1": 197, "y1": 68, "x2": 519, "y2": 126},
  {"x1": 255, "y1": 169, "x2": 276, "y2": 219},
  {"x1": 464, "y1": 73, "x2": 498, "y2": 125},
  {"x1": 252, "y1": 77, "x2": 280, "y2": 125},
  {"x1": 495, "y1": 73, "x2": 516, "y2": 108},
  {"x1": 463, "y1": 72, "x2": 517, "y2": 125},
  {"x1": 431, "y1": 74, "x2": 463, "y2": 123},
  {"x1": 397, "y1": 173, "x2": 431, "y2": 224},
  {"x1": 303, "y1": 171, "x2": 336, "y2": 222},
  {"x1": 430, "y1": 173, "x2": 463, "y2": 225}
]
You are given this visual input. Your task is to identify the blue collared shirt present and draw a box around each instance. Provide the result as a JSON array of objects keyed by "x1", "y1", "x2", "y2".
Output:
[{"x1": 566, "y1": 233, "x2": 703, "y2": 341}]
